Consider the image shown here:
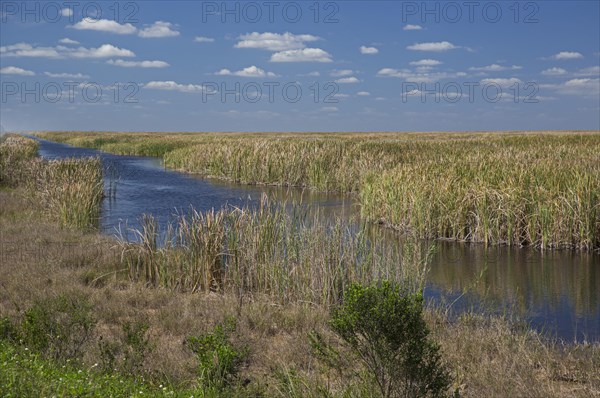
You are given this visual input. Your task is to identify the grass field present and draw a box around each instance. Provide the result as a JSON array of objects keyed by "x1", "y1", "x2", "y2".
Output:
[{"x1": 37, "y1": 131, "x2": 600, "y2": 250}]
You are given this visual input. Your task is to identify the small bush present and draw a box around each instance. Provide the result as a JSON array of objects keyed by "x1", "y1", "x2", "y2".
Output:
[
  {"x1": 186, "y1": 317, "x2": 247, "y2": 390},
  {"x1": 20, "y1": 293, "x2": 96, "y2": 363},
  {"x1": 330, "y1": 282, "x2": 451, "y2": 398}
]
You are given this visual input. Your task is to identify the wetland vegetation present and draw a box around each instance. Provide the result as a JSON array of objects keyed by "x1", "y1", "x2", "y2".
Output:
[{"x1": 1, "y1": 133, "x2": 599, "y2": 397}]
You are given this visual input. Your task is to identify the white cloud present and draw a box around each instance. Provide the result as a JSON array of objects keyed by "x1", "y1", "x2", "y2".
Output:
[
  {"x1": 320, "y1": 106, "x2": 338, "y2": 112},
  {"x1": 270, "y1": 48, "x2": 332, "y2": 63},
  {"x1": 107, "y1": 59, "x2": 170, "y2": 68},
  {"x1": 194, "y1": 36, "x2": 215, "y2": 43},
  {"x1": 61, "y1": 8, "x2": 73, "y2": 17},
  {"x1": 335, "y1": 77, "x2": 359, "y2": 84},
  {"x1": 360, "y1": 46, "x2": 379, "y2": 54},
  {"x1": 480, "y1": 77, "x2": 522, "y2": 87},
  {"x1": 44, "y1": 72, "x2": 90, "y2": 79},
  {"x1": 377, "y1": 68, "x2": 466, "y2": 83},
  {"x1": 541, "y1": 67, "x2": 567, "y2": 76},
  {"x1": 542, "y1": 78, "x2": 600, "y2": 96},
  {"x1": 357, "y1": 91, "x2": 371, "y2": 96},
  {"x1": 59, "y1": 38, "x2": 79, "y2": 45},
  {"x1": 235, "y1": 32, "x2": 320, "y2": 51},
  {"x1": 215, "y1": 65, "x2": 278, "y2": 78},
  {"x1": 407, "y1": 41, "x2": 458, "y2": 51},
  {"x1": 145, "y1": 81, "x2": 210, "y2": 93},
  {"x1": 0, "y1": 43, "x2": 134, "y2": 58},
  {"x1": 330, "y1": 69, "x2": 354, "y2": 77},
  {"x1": 409, "y1": 59, "x2": 442, "y2": 66},
  {"x1": 138, "y1": 21, "x2": 180, "y2": 38},
  {"x1": 469, "y1": 64, "x2": 522, "y2": 72},
  {"x1": 307, "y1": 71, "x2": 320, "y2": 76},
  {"x1": 551, "y1": 51, "x2": 584, "y2": 60},
  {"x1": 574, "y1": 66, "x2": 600, "y2": 76},
  {"x1": 0, "y1": 43, "x2": 61, "y2": 58},
  {"x1": 70, "y1": 44, "x2": 135, "y2": 58},
  {"x1": 0, "y1": 66, "x2": 35, "y2": 76},
  {"x1": 71, "y1": 19, "x2": 137, "y2": 34},
  {"x1": 403, "y1": 24, "x2": 423, "y2": 31}
]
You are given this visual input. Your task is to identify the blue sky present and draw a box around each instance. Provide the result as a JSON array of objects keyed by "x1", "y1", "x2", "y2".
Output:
[{"x1": 1, "y1": 0, "x2": 599, "y2": 132}]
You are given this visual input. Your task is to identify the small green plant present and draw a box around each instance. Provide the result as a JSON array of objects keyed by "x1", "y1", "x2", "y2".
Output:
[
  {"x1": 20, "y1": 293, "x2": 96, "y2": 363},
  {"x1": 330, "y1": 282, "x2": 451, "y2": 398},
  {"x1": 186, "y1": 317, "x2": 247, "y2": 390},
  {"x1": 122, "y1": 319, "x2": 152, "y2": 374}
]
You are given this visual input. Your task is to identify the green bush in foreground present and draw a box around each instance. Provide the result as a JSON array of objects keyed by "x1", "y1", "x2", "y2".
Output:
[
  {"x1": 186, "y1": 317, "x2": 248, "y2": 391},
  {"x1": 330, "y1": 282, "x2": 452, "y2": 398}
]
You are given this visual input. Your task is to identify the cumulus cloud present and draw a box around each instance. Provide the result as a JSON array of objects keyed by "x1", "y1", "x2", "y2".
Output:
[
  {"x1": 574, "y1": 66, "x2": 600, "y2": 76},
  {"x1": 403, "y1": 24, "x2": 423, "y2": 30},
  {"x1": 0, "y1": 66, "x2": 35, "y2": 76},
  {"x1": 61, "y1": 8, "x2": 73, "y2": 17},
  {"x1": 377, "y1": 68, "x2": 466, "y2": 83},
  {"x1": 480, "y1": 77, "x2": 522, "y2": 87},
  {"x1": 541, "y1": 67, "x2": 567, "y2": 76},
  {"x1": 320, "y1": 106, "x2": 339, "y2": 113},
  {"x1": 107, "y1": 59, "x2": 170, "y2": 68},
  {"x1": 542, "y1": 78, "x2": 600, "y2": 96},
  {"x1": 469, "y1": 64, "x2": 522, "y2": 72},
  {"x1": 409, "y1": 59, "x2": 442, "y2": 66},
  {"x1": 71, "y1": 19, "x2": 137, "y2": 34},
  {"x1": 357, "y1": 91, "x2": 371, "y2": 96},
  {"x1": 235, "y1": 32, "x2": 320, "y2": 51},
  {"x1": 335, "y1": 77, "x2": 359, "y2": 84},
  {"x1": 0, "y1": 43, "x2": 135, "y2": 58},
  {"x1": 194, "y1": 36, "x2": 215, "y2": 43},
  {"x1": 407, "y1": 41, "x2": 458, "y2": 51},
  {"x1": 360, "y1": 46, "x2": 378, "y2": 54},
  {"x1": 44, "y1": 72, "x2": 90, "y2": 79},
  {"x1": 138, "y1": 21, "x2": 180, "y2": 38},
  {"x1": 330, "y1": 69, "x2": 354, "y2": 77},
  {"x1": 71, "y1": 44, "x2": 135, "y2": 58},
  {"x1": 59, "y1": 38, "x2": 79, "y2": 45},
  {"x1": 270, "y1": 48, "x2": 332, "y2": 63},
  {"x1": 70, "y1": 19, "x2": 179, "y2": 38},
  {"x1": 215, "y1": 65, "x2": 278, "y2": 78},
  {"x1": 550, "y1": 51, "x2": 584, "y2": 60},
  {"x1": 145, "y1": 81, "x2": 210, "y2": 93}
]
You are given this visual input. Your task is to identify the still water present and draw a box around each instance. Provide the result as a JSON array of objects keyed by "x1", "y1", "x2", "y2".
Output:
[{"x1": 37, "y1": 138, "x2": 600, "y2": 342}]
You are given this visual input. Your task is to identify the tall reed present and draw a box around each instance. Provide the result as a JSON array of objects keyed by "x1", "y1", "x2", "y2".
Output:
[{"x1": 119, "y1": 196, "x2": 432, "y2": 306}]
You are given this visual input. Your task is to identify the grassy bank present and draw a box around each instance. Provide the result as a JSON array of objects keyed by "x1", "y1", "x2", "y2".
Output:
[
  {"x1": 2, "y1": 134, "x2": 599, "y2": 397},
  {"x1": 0, "y1": 135, "x2": 103, "y2": 229},
  {"x1": 37, "y1": 131, "x2": 600, "y2": 250}
]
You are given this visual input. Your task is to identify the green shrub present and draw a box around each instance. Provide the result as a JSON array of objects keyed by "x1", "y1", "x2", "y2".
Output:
[
  {"x1": 330, "y1": 282, "x2": 451, "y2": 398},
  {"x1": 20, "y1": 294, "x2": 96, "y2": 362},
  {"x1": 186, "y1": 317, "x2": 247, "y2": 389}
]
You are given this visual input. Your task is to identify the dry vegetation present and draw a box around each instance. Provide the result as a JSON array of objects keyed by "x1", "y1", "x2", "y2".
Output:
[
  {"x1": 1, "y1": 133, "x2": 599, "y2": 397},
  {"x1": 37, "y1": 131, "x2": 600, "y2": 250}
]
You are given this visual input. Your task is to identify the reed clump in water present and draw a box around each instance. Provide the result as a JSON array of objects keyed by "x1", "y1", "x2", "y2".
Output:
[
  {"x1": 120, "y1": 196, "x2": 431, "y2": 306},
  {"x1": 0, "y1": 135, "x2": 104, "y2": 229},
  {"x1": 0, "y1": 134, "x2": 39, "y2": 186},
  {"x1": 37, "y1": 131, "x2": 600, "y2": 250}
]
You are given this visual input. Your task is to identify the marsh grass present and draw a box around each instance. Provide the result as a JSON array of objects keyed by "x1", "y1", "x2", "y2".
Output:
[
  {"x1": 119, "y1": 196, "x2": 431, "y2": 306},
  {"x1": 38, "y1": 131, "x2": 600, "y2": 250},
  {"x1": 0, "y1": 135, "x2": 104, "y2": 229}
]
